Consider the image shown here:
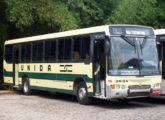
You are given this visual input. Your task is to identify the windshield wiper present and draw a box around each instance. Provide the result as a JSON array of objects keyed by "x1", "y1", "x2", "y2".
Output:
[
  {"x1": 120, "y1": 35, "x2": 135, "y2": 46},
  {"x1": 120, "y1": 35, "x2": 136, "y2": 53},
  {"x1": 140, "y1": 36, "x2": 147, "y2": 49},
  {"x1": 140, "y1": 36, "x2": 147, "y2": 55}
]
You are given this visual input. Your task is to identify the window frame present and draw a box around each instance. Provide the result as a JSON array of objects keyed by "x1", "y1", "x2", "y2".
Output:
[
  {"x1": 31, "y1": 41, "x2": 44, "y2": 63},
  {"x1": 44, "y1": 39, "x2": 57, "y2": 62},
  {"x1": 72, "y1": 35, "x2": 91, "y2": 62},
  {"x1": 58, "y1": 38, "x2": 65, "y2": 61},
  {"x1": 21, "y1": 43, "x2": 31, "y2": 63},
  {"x1": 4, "y1": 45, "x2": 13, "y2": 63}
]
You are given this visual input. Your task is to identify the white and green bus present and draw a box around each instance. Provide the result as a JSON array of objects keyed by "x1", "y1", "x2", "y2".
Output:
[{"x1": 3, "y1": 25, "x2": 161, "y2": 104}]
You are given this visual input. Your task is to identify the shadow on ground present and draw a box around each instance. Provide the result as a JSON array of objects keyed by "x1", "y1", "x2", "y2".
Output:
[
  {"x1": 133, "y1": 97, "x2": 165, "y2": 105},
  {"x1": 10, "y1": 89, "x2": 165, "y2": 110},
  {"x1": 14, "y1": 90, "x2": 165, "y2": 109}
]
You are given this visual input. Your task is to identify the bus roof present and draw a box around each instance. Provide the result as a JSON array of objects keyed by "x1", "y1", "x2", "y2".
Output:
[
  {"x1": 154, "y1": 29, "x2": 165, "y2": 35},
  {"x1": 5, "y1": 24, "x2": 153, "y2": 45},
  {"x1": 5, "y1": 25, "x2": 108, "y2": 45}
]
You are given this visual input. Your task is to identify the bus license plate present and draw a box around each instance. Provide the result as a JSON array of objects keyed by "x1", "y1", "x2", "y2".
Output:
[{"x1": 152, "y1": 89, "x2": 160, "y2": 94}]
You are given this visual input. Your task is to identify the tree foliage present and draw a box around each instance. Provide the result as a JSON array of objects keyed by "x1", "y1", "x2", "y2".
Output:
[
  {"x1": 65, "y1": 0, "x2": 119, "y2": 27},
  {"x1": 5, "y1": 0, "x2": 78, "y2": 36},
  {"x1": 106, "y1": 0, "x2": 165, "y2": 28}
]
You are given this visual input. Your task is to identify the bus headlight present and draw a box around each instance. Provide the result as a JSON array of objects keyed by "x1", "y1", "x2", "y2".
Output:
[
  {"x1": 121, "y1": 85, "x2": 125, "y2": 89},
  {"x1": 110, "y1": 85, "x2": 126, "y2": 89},
  {"x1": 116, "y1": 85, "x2": 120, "y2": 89},
  {"x1": 153, "y1": 83, "x2": 161, "y2": 88}
]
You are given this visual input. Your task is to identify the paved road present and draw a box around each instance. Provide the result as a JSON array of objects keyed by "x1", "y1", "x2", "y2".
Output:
[{"x1": 0, "y1": 91, "x2": 165, "y2": 120}]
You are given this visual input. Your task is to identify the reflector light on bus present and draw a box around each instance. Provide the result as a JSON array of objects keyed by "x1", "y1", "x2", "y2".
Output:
[{"x1": 111, "y1": 85, "x2": 115, "y2": 89}]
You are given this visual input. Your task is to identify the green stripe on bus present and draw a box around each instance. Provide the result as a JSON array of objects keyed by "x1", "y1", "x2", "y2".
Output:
[
  {"x1": 4, "y1": 69, "x2": 92, "y2": 82},
  {"x1": 31, "y1": 86, "x2": 73, "y2": 94},
  {"x1": 3, "y1": 83, "x2": 14, "y2": 86},
  {"x1": 3, "y1": 69, "x2": 13, "y2": 77}
]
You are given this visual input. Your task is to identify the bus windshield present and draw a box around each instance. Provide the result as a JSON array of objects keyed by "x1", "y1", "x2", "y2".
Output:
[
  {"x1": 109, "y1": 36, "x2": 160, "y2": 75},
  {"x1": 138, "y1": 37, "x2": 159, "y2": 75}
]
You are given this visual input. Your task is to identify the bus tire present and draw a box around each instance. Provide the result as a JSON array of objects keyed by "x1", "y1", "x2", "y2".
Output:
[
  {"x1": 23, "y1": 78, "x2": 31, "y2": 95},
  {"x1": 77, "y1": 82, "x2": 91, "y2": 105}
]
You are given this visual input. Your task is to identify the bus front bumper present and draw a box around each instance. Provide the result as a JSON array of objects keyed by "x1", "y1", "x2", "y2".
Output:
[{"x1": 106, "y1": 86, "x2": 160, "y2": 99}]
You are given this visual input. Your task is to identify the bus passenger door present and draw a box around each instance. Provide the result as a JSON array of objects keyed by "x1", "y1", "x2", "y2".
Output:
[
  {"x1": 93, "y1": 40, "x2": 105, "y2": 96},
  {"x1": 13, "y1": 48, "x2": 19, "y2": 87}
]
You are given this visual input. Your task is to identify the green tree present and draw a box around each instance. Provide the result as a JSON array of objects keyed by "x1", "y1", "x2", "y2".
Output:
[
  {"x1": 65, "y1": 0, "x2": 120, "y2": 28},
  {"x1": 106, "y1": 0, "x2": 165, "y2": 28},
  {"x1": 5, "y1": 0, "x2": 78, "y2": 37},
  {"x1": 66, "y1": 0, "x2": 104, "y2": 27},
  {"x1": 156, "y1": 0, "x2": 165, "y2": 28}
]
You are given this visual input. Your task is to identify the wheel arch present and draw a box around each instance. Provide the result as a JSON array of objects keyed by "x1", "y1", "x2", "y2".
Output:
[
  {"x1": 73, "y1": 77, "x2": 86, "y2": 95},
  {"x1": 21, "y1": 74, "x2": 29, "y2": 84}
]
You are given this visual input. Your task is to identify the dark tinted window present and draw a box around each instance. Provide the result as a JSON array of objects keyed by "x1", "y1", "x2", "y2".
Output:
[
  {"x1": 21, "y1": 43, "x2": 31, "y2": 62},
  {"x1": 58, "y1": 39, "x2": 65, "y2": 60},
  {"x1": 73, "y1": 36, "x2": 90, "y2": 61},
  {"x1": 58, "y1": 38, "x2": 72, "y2": 61},
  {"x1": 5, "y1": 45, "x2": 13, "y2": 63},
  {"x1": 32, "y1": 42, "x2": 43, "y2": 62},
  {"x1": 64, "y1": 38, "x2": 72, "y2": 60},
  {"x1": 45, "y1": 40, "x2": 56, "y2": 61}
]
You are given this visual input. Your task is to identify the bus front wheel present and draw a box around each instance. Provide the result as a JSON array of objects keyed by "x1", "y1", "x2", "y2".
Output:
[
  {"x1": 77, "y1": 82, "x2": 91, "y2": 105},
  {"x1": 23, "y1": 78, "x2": 31, "y2": 95}
]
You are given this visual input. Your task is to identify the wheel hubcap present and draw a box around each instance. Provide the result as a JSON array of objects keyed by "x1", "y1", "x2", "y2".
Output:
[{"x1": 78, "y1": 87, "x2": 86, "y2": 100}]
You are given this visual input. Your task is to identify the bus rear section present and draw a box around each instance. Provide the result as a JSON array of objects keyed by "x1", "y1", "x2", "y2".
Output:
[{"x1": 155, "y1": 29, "x2": 165, "y2": 95}]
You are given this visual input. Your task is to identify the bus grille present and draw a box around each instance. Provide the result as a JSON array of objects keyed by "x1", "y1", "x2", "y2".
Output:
[
  {"x1": 128, "y1": 85, "x2": 151, "y2": 89},
  {"x1": 128, "y1": 92, "x2": 150, "y2": 97}
]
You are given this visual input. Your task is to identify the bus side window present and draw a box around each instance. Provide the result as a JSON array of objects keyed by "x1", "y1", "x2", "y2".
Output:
[
  {"x1": 5, "y1": 45, "x2": 13, "y2": 63},
  {"x1": 64, "y1": 38, "x2": 72, "y2": 60},
  {"x1": 73, "y1": 36, "x2": 90, "y2": 61},
  {"x1": 21, "y1": 43, "x2": 31, "y2": 62},
  {"x1": 32, "y1": 42, "x2": 43, "y2": 62},
  {"x1": 45, "y1": 40, "x2": 56, "y2": 61},
  {"x1": 58, "y1": 39, "x2": 65, "y2": 61},
  {"x1": 81, "y1": 37, "x2": 90, "y2": 60},
  {"x1": 73, "y1": 38, "x2": 80, "y2": 60},
  {"x1": 38, "y1": 42, "x2": 43, "y2": 61}
]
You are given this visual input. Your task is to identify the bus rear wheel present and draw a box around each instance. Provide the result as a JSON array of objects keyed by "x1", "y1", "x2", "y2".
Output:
[
  {"x1": 23, "y1": 78, "x2": 31, "y2": 95},
  {"x1": 77, "y1": 82, "x2": 91, "y2": 105}
]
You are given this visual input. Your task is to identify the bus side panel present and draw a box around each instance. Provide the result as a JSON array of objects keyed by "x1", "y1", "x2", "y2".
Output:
[
  {"x1": 3, "y1": 61, "x2": 14, "y2": 86},
  {"x1": 18, "y1": 63, "x2": 94, "y2": 96}
]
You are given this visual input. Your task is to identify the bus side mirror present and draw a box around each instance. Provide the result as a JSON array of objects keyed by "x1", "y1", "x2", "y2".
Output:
[{"x1": 105, "y1": 40, "x2": 110, "y2": 55}]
